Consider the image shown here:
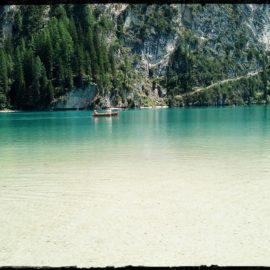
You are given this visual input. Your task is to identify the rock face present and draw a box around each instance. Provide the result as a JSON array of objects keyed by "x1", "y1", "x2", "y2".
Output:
[
  {"x1": 1, "y1": 4, "x2": 270, "y2": 70},
  {"x1": 51, "y1": 84, "x2": 97, "y2": 110},
  {"x1": 115, "y1": 4, "x2": 270, "y2": 75},
  {"x1": 2, "y1": 4, "x2": 270, "y2": 108}
]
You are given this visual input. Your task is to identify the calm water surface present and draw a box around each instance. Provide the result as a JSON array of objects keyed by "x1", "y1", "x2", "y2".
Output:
[
  {"x1": 1, "y1": 106, "x2": 270, "y2": 164},
  {"x1": 1, "y1": 106, "x2": 270, "y2": 266}
]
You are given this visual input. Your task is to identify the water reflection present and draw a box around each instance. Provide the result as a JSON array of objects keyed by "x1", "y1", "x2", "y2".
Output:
[{"x1": 93, "y1": 115, "x2": 119, "y2": 135}]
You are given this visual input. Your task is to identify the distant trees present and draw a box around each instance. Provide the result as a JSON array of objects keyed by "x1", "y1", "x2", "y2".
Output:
[
  {"x1": 0, "y1": 4, "x2": 130, "y2": 110},
  {"x1": 1, "y1": 4, "x2": 270, "y2": 110},
  {"x1": 165, "y1": 24, "x2": 270, "y2": 107},
  {"x1": 261, "y1": 56, "x2": 269, "y2": 100}
]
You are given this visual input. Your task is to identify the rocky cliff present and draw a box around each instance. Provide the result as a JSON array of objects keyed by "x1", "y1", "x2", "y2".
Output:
[{"x1": 1, "y1": 4, "x2": 270, "y2": 109}]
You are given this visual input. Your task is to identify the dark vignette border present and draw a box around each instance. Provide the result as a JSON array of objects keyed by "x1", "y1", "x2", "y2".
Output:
[
  {"x1": 1, "y1": 0, "x2": 270, "y2": 268},
  {"x1": 2, "y1": 0, "x2": 270, "y2": 5},
  {"x1": 0, "y1": 267, "x2": 269, "y2": 269}
]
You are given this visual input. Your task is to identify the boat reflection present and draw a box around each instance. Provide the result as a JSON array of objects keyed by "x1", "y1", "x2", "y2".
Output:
[
  {"x1": 92, "y1": 109, "x2": 119, "y2": 117},
  {"x1": 93, "y1": 116, "x2": 117, "y2": 123}
]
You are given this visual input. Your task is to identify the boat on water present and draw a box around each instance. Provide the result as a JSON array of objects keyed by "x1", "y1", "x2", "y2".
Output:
[{"x1": 92, "y1": 109, "x2": 119, "y2": 117}]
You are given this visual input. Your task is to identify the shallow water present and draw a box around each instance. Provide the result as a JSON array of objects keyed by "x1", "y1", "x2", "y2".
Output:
[{"x1": 1, "y1": 106, "x2": 270, "y2": 266}]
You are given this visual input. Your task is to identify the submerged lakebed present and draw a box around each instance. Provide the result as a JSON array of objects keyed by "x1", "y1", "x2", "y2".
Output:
[{"x1": 0, "y1": 106, "x2": 270, "y2": 266}]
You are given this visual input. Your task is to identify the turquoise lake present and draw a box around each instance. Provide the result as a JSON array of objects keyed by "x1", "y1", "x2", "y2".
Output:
[
  {"x1": 1, "y1": 106, "x2": 270, "y2": 166},
  {"x1": 1, "y1": 106, "x2": 270, "y2": 266}
]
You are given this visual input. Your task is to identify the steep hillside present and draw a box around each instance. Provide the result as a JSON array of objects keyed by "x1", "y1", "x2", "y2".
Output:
[{"x1": 1, "y1": 4, "x2": 270, "y2": 110}]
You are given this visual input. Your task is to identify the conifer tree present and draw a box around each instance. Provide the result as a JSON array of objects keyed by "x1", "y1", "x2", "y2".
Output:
[
  {"x1": 262, "y1": 57, "x2": 268, "y2": 100},
  {"x1": 0, "y1": 49, "x2": 9, "y2": 95},
  {"x1": 10, "y1": 47, "x2": 25, "y2": 108},
  {"x1": 12, "y1": 10, "x2": 23, "y2": 45}
]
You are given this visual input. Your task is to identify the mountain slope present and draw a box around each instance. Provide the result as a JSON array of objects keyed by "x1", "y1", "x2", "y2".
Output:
[{"x1": 0, "y1": 4, "x2": 270, "y2": 110}]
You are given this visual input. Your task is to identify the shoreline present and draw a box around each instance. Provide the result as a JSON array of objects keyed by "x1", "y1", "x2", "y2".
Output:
[
  {"x1": 0, "y1": 109, "x2": 20, "y2": 113},
  {"x1": 1, "y1": 103, "x2": 269, "y2": 113}
]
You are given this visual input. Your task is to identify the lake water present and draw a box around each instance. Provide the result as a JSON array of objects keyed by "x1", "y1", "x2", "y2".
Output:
[{"x1": 1, "y1": 106, "x2": 270, "y2": 266}]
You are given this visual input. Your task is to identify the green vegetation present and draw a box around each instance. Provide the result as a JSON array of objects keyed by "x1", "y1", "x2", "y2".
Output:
[
  {"x1": 0, "y1": 5, "x2": 136, "y2": 110},
  {"x1": 164, "y1": 20, "x2": 270, "y2": 107},
  {"x1": 1, "y1": 4, "x2": 270, "y2": 110},
  {"x1": 169, "y1": 70, "x2": 270, "y2": 107}
]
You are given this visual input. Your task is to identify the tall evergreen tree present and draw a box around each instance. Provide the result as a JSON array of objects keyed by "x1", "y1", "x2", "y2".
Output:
[
  {"x1": 262, "y1": 58, "x2": 268, "y2": 100},
  {"x1": 11, "y1": 47, "x2": 26, "y2": 108},
  {"x1": 0, "y1": 49, "x2": 9, "y2": 95}
]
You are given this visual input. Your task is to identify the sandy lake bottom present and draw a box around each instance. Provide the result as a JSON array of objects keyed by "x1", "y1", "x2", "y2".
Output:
[{"x1": 0, "y1": 107, "x2": 270, "y2": 266}]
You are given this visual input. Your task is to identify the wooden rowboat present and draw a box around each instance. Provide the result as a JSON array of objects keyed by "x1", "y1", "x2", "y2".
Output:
[{"x1": 92, "y1": 110, "x2": 118, "y2": 117}]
